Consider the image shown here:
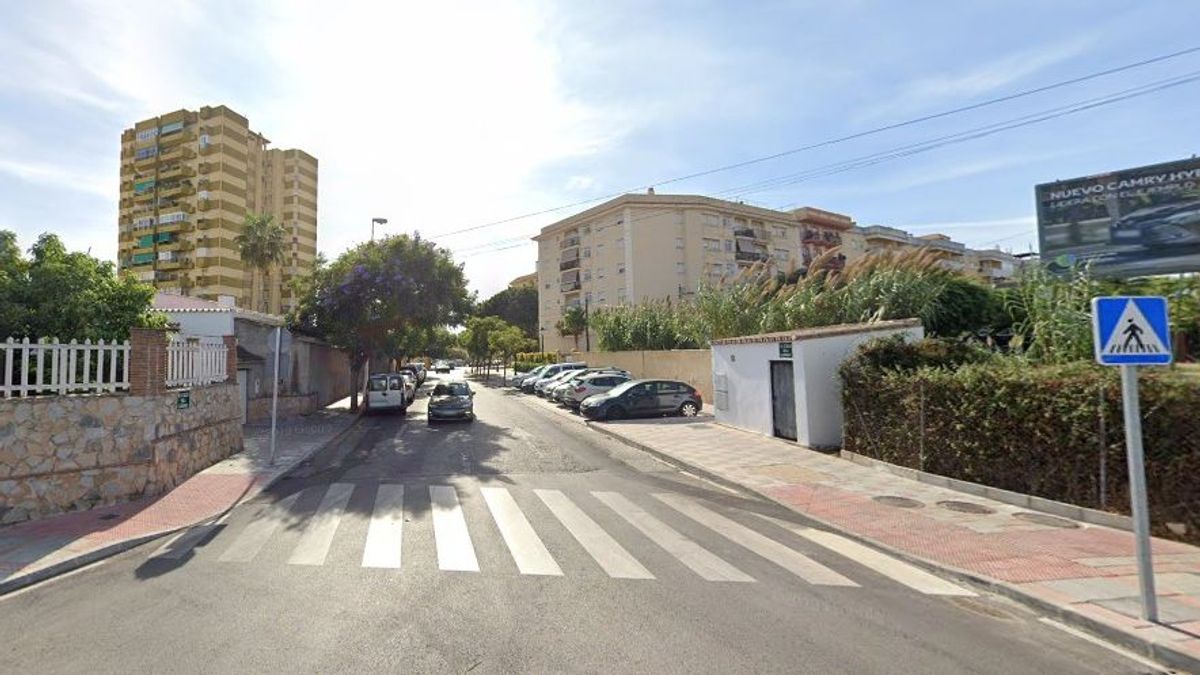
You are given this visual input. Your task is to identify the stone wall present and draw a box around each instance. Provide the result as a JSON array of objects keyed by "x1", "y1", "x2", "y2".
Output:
[
  {"x1": 245, "y1": 392, "x2": 317, "y2": 423},
  {"x1": 0, "y1": 383, "x2": 242, "y2": 524}
]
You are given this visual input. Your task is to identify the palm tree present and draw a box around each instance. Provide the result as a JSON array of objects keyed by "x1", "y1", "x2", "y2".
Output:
[
  {"x1": 235, "y1": 213, "x2": 286, "y2": 313},
  {"x1": 556, "y1": 305, "x2": 587, "y2": 352}
]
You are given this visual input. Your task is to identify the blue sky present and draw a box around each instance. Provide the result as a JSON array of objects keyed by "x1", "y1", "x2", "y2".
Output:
[{"x1": 1, "y1": 0, "x2": 1198, "y2": 297}]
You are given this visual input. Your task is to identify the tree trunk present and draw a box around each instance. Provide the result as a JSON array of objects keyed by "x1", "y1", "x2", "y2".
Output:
[{"x1": 350, "y1": 362, "x2": 360, "y2": 412}]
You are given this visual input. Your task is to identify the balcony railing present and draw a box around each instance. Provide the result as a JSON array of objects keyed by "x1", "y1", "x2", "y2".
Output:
[
  {"x1": 559, "y1": 236, "x2": 580, "y2": 250},
  {"x1": 559, "y1": 258, "x2": 580, "y2": 271},
  {"x1": 734, "y1": 228, "x2": 766, "y2": 241},
  {"x1": 560, "y1": 281, "x2": 581, "y2": 292},
  {"x1": 735, "y1": 250, "x2": 768, "y2": 262}
]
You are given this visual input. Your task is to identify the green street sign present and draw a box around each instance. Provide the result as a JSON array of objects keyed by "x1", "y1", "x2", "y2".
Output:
[
  {"x1": 177, "y1": 390, "x2": 191, "y2": 410},
  {"x1": 778, "y1": 342, "x2": 793, "y2": 359}
]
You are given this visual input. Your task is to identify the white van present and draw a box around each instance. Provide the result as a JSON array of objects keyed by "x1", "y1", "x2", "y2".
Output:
[{"x1": 366, "y1": 373, "x2": 408, "y2": 414}]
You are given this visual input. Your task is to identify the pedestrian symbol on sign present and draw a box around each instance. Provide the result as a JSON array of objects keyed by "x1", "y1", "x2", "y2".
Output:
[{"x1": 1092, "y1": 297, "x2": 1172, "y2": 366}]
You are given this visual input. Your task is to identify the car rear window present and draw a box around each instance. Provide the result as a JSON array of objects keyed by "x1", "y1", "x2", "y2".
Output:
[
  {"x1": 368, "y1": 377, "x2": 387, "y2": 391},
  {"x1": 388, "y1": 376, "x2": 404, "y2": 390}
]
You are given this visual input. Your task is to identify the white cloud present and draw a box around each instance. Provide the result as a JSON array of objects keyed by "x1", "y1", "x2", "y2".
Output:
[{"x1": 0, "y1": 157, "x2": 110, "y2": 198}]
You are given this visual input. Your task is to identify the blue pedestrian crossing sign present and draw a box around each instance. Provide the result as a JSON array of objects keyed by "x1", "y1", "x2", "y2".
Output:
[{"x1": 1091, "y1": 296, "x2": 1172, "y2": 366}]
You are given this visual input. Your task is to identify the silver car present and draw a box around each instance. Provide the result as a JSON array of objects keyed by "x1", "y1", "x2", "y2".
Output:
[
  {"x1": 562, "y1": 373, "x2": 631, "y2": 409},
  {"x1": 550, "y1": 368, "x2": 630, "y2": 403}
]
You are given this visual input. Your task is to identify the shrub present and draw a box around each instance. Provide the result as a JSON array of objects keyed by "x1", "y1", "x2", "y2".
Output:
[{"x1": 841, "y1": 353, "x2": 1200, "y2": 543}]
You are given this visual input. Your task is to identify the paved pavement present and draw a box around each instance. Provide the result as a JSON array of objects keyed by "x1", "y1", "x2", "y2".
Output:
[
  {"x1": 0, "y1": 399, "x2": 359, "y2": 595},
  {"x1": 572, "y1": 404, "x2": 1200, "y2": 672},
  {"x1": 0, "y1": 370, "x2": 1171, "y2": 674}
]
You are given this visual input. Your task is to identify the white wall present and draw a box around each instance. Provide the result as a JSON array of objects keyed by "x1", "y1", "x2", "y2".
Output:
[
  {"x1": 164, "y1": 311, "x2": 234, "y2": 337},
  {"x1": 712, "y1": 341, "x2": 778, "y2": 436},
  {"x1": 795, "y1": 325, "x2": 922, "y2": 448}
]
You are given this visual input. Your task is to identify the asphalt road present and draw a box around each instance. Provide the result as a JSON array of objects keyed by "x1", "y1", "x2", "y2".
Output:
[{"x1": 0, "y1": 370, "x2": 1170, "y2": 674}]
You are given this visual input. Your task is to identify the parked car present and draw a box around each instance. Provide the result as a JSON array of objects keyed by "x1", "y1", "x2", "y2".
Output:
[
  {"x1": 427, "y1": 381, "x2": 474, "y2": 423},
  {"x1": 549, "y1": 368, "x2": 630, "y2": 403},
  {"x1": 512, "y1": 364, "x2": 550, "y2": 388},
  {"x1": 399, "y1": 363, "x2": 426, "y2": 386},
  {"x1": 366, "y1": 373, "x2": 409, "y2": 414},
  {"x1": 521, "y1": 362, "x2": 586, "y2": 393},
  {"x1": 433, "y1": 360, "x2": 452, "y2": 373},
  {"x1": 562, "y1": 372, "x2": 631, "y2": 409},
  {"x1": 535, "y1": 368, "x2": 582, "y2": 397},
  {"x1": 397, "y1": 371, "x2": 417, "y2": 404},
  {"x1": 579, "y1": 379, "x2": 702, "y2": 421}
]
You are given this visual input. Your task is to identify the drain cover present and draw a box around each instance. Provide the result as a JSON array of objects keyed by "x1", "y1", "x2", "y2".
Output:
[
  {"x1": 1013, "y1": 512, "x2": 1080, "y2": 528},
  {"x1": 937, "y1": 500, "x2": 996, "y2": 515},
  {"x1": 873, "y1": 495, "x2": 924, "y2": 509}
]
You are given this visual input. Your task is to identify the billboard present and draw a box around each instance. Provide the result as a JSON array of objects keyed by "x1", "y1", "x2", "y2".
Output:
[{"x1": 1036, "y1": 157, "x2": 1200, "y2": 277}]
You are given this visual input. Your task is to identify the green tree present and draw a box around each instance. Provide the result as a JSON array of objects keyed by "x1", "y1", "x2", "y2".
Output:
[
  {"x1": 489, "y1": 323, "x2": 530, "y2": 384},
  {"x1": 477, "y1": 285, "x2": 537, "y2": 337},
  {"x1": 0, "y1": 232, "x2": 163, "y2": 340},
  {"x1": 461, "y1": 316, "x2": 507, "y2": 380},
  {"x1": 556, "y1": 305, "x2": 587, "y2": 351},
  {"x1": 290, "y1": 233, "x2": 471, "y2": 410},
  {"x1": 235, "y1": 213, "x2": 286, "y2": 313}
]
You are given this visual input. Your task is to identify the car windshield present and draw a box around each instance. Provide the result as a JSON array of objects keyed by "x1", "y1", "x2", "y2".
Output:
[
  {"x1": 606, "y1": 380, "x2": 640, "y2": 396},
  {"x1": 433, "y1": 383, "x2": 470, "y2": 397}
]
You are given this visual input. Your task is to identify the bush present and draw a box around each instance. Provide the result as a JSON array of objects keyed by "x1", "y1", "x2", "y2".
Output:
[
  {"x1": 515, "y1": 351, "x2": 556, "y2": 364},
  {"x1": 840, "y1": 335, "x2": 994, "y2": 375},
  {"x1": 841, "y1": 351, "x2": 1200, "y2": 543}
]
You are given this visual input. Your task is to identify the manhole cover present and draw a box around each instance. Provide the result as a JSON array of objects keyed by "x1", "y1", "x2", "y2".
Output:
[
  {"x1": 873, "y1": 495, "x2": 924, "y2": 509},
  {"x1": 1012, "y1": 512, "x2": 1080, "y2": 528},
  {"x1": 937, "y1": 500, "x2": 996, "y2": 515},
  {"x1": 98, "y1": 513, "x2": 120, "y2": 521}
]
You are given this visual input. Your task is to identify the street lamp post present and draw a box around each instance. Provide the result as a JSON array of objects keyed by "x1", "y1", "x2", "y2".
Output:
[
  {"x1": 539, "y1": 326, "x2": 545, "y2": 353},
  {"x1": 370, "y1": 217, "x2": 388, "y2": 241}
]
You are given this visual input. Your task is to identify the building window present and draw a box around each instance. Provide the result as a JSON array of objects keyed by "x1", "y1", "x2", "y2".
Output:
[
  {"x1": 617, "y1": 287, "x2": 626, "y2": 301},
  {"x1": 724, "y1": 239, "x2": 733, "y2": 252},
  {"x1": 598, "y1": 291, "x2": 607, "y2": 303},
  {"x1": 582, "y1": 247, "x2": 591, "y2": 258},
  {"x1": 582, "y1": 225, "x2": 591, "y2": 234},
  {"x1": 675, "y1": 237, "x2": 684, "y2": 249},
  {"x1": 159, "y1": 121, "x2": 185, "y2": 135},
  {"x1": 726, "y1": 262, "x2": 736, "y2": 275},
  {"x1": 617, "y1": 263, "x2": 625, "y2": 274},
  {"x1": 597, "y1": 267, "x2": 606, "y2": 279},
  {"x1": 545, "y1": 283, "x2": 551, "y2": 289},
  {"x1": 774, "y1": 248, "x2": 790, "y2": 259},
  {"x1": 135, "y1": 146, "x2": 158, "y2": 160},
  {"x1": 704, "y1": 213, "x2": 720, "y2": 226},
  {"x1": 676, "y1": 262, "x2": 685, "y2": 275},
  {"x1": 135, "y1": 128, "x2": 159, "y2": 143},
  {"x1": 773, "y1": 226, "x2": 787, "y2": 239},
  {"x1": 703, "y1": 238, "x2": 720, "y2": 252}
]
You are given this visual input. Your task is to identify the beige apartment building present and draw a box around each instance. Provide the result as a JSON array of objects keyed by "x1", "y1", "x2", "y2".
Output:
[
  {"x1": 533, "y1": 193, "x2": 854, "y2": 353},
  {"x1": 842, "y1": 225, "x2": 1019, "y2": 282},
  {"x1": 117, "y1": 105, "x2": 318, "y2": 314}
]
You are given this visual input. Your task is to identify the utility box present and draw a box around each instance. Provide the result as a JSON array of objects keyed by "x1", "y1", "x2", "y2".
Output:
[{"x1": 711, "y1": 319, "x2": 923, "y2": 448}]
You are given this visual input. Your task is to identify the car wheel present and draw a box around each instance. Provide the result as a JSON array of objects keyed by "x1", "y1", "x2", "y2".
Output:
[
  {"x1": 679, "y1": 401, "x2": 699, "y2": 417},
  {"x1": 606, "y1": 406, "x2": 626, "y2": 421}
]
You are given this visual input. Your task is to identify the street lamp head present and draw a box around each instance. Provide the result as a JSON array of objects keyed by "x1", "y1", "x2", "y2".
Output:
[{"x1": 372, "y1": 217, "x2": 388, "y2": 225}]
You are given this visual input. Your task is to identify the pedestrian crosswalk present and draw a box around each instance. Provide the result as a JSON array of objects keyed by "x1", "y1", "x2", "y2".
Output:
[{"x1": 150, "y1": 482, "x2": 974, "y2": 597}]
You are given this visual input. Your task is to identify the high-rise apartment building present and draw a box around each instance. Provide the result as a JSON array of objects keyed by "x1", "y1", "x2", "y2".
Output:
[
  {"x1": 532, "y1": 193, "x2": 854, "y2": 353},
  {"x1": 117, "y1": 105, "x2": 318, "y2": 314},
  {"x1": 842, "y1": 226, "x2": 1020, "y2": 282}
]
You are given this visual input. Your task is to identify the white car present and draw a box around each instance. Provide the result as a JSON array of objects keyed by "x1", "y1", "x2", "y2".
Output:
[
  {"x1": 562, "y1": 373, "x2": 631, "y2": 409},
  {"x1": 397, "y1": 371, "x2": 416, "y2": 404},
  {"x1": 366, "y1": 373, "x2": 409, "y2": 414},
  {"x1": 549, "y1": 368, "x2": 629, "y2": 403}
]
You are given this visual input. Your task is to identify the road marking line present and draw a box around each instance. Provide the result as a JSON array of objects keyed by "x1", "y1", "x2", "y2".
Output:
[
  {"x1": 593, "y1": 491, "x2": 754, "y2": 583},
  {"x1": 287, "y1": 483, "x2": 355, "y2": 566},
  {"x1": 758, "y1": 515, "x2": 975, "y2": 596},
  {"x1": 361, "y1": 485, "x2": 405, "y2": 569},
  {"x1": 482, "y1": 488, "x2": 562, "y2": 576},
  {"x1": 152, "y1": 524, "x2": 220, "y2": 560},
  {"x1": 654, "y1": 494, "x2": 857, "y2": 587},
  {"x1": 534, "y1": 489, "x2": 653, "y2": 580},
  {"x1": 430, "y1": 485, "x2": 480, "y2": 572},
  {"x1": 218, "y1": 492, "x2": 302, "y2": 563}
]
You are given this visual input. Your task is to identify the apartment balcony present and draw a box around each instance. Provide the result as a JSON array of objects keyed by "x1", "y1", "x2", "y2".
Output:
[
  {"x1": 559, "y1": 235, "x2": 581, "y2": 250},
  {"x1": 158, "y1": 183, "x2": 195, "y2": 199},
  {"x1": 159, "y1": 145, "x2": 196, "y2": 163},
  {"x1": 158, "y1": 129, "x2": 196, "y2": 147},
  {"x1": 559, "y1": 257, "x2": 580, "y2": 271},
  {"x1": 802, "y1": 229, "x2": 842, "y2": 246},
  {"x1": 134, "y1": 154, "x2": 158, "y2": 171},
  {"x1": 859, "y1": 225, "x2": 910, "y2": 244},
  {"x1": 734, "y1": 228, "x2": 766, "y2": 242},
  {"x1": 560, "y1": 280, "x2": 581, "y2": 292},
  {"x1": 735, "y1": 250, "x2": 769, "y2": 263},
  {"x1": 157, "y1": 220, "x2": 193, "y2": 234},
  {"x1": 158, "y1": 164, "x2": 195, "y2": 181}
]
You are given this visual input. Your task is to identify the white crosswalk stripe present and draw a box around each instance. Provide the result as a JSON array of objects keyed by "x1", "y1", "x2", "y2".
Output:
[
  {"x1": 593, "y1": 491, "x2": 753, "y2": 583},
  {"x1": 482, "y1": 487, "x2": 562, "y2": 576},
  {"x1": 653, "y1": 493, "x2": 858, "y2": 587},
  {"x1": 535, "y1": 489, "x2": 653, "y2": 579},
  {"x1": 361, "y1": 484, "x2": 405, "y2": 569},
  {"x1": 758, "y1": 515, "x2": 975, "y2": 596},
  {"x1": 429, "y1": 485, "x2": 480, "y2": 572},
  {"x1": 289, "y1": 483, "x2": 355, "y2": 566},
  {"x1": 218, "y1": 492, "x2": 302, "y2": 563}
]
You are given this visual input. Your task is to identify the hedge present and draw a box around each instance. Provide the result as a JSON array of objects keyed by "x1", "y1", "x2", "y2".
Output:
[{"x1": 841, "y1": 338, "x2": 1200, "y2": 544}]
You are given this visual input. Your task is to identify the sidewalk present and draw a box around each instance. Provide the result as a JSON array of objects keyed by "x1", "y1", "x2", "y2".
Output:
[
  {"x1": 0, "y1": 399, "x2": 360, "y2": 595},
  {"x1": 588, "y1": 416, "x2": 1200, "y2": 672}
]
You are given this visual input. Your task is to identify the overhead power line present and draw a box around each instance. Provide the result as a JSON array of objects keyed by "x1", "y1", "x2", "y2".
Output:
[
  {"x1": 433, "y1": 44, "x2": 1200, "y2": 241},
  {"x1": 453, "y1": 69, "x2": 1200, "y2": 259}
]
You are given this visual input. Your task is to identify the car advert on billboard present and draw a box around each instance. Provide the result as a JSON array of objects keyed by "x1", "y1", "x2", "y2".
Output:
[{"x1": 1036, "y1": 157, "x2": 1200, "y2": 277}]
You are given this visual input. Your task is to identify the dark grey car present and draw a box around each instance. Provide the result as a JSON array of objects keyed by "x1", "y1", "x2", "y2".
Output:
[
  {"x1": 579, "y1": 379, "x2": 702, "y2": 421},
  {"x1": 427, "y1": 381, "x2": 474, "y2": 423}
]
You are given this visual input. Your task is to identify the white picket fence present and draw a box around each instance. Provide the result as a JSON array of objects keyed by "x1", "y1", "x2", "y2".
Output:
[
  {"x1": 1, "y1": 337, "x2": 132, "y2": 398},
  {"x1": 166, "y1": 335, "x2": 228, "y2": 388}
]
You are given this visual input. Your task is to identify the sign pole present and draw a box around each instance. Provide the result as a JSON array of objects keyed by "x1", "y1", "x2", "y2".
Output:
[
  {"x1": 1119, "y1": 364, "x2": 1157, "y2": 622},
  {"x1": 268, "y1": 326, "x2": 282, "y2": 467}
]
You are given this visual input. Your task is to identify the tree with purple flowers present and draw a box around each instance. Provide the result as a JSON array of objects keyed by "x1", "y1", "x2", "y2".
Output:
[{"x1": 289, "y1": 233, "x2": 471, "y2": 410}]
